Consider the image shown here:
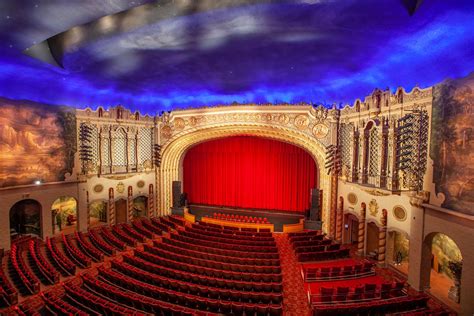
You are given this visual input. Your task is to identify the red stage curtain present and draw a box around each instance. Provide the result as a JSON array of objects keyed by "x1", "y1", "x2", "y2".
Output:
[{"x1": 183, "y1": 136, "x2": 317, "y2": 212}]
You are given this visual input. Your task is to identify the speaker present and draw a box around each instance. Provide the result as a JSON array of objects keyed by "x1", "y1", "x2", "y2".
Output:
[
  {"x1": 309, "y1": 188, "x2": 320, "y2": 221},
  {"x1": 172, "y1": 181, "x2": 182, "y2": 208}
]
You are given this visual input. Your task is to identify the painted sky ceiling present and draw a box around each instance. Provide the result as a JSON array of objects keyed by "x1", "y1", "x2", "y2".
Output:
[{"x1": 0, "y1": 0, "x2": 473, "y2": 115}]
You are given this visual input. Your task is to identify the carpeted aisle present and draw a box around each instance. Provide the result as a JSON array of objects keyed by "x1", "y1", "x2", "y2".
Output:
[{"x1": 274, "y1": 233, "x2": 311, "y2": 316}]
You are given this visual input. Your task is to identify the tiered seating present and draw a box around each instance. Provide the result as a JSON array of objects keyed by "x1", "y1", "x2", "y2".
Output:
[
  {"x1": 193, "y1": 222, "x2": 273, "y2": 237},
  {"x1": 0, "y1": 264, "x2": 17, "y2": 307},
  {"x1": 74, "y1": 232, "x2": 104, "y2": 262},
  {"x1": 40, "y1": 291, "x2": 89, "y2": 316},
  {"x1": 87, "y1": 229, "x2": 116, "y2": 256},
  {"x1": 117, "y1": 223, "x2": 146, "y2": 243},
  {"x1": 303, "y1": 259, "x2": 375, "y2": 281},
  {"x1": 45, "y1": 237, "x2": 76, "y2": 276},
  {"x1": 62, "y1": 234, "x2": 91, "y2": 268},
  {"x1": 131, "y1": 220, "x2": 156, "y2": 238},
  {"x1": 141, "y1": 218, "x2": 167, "y2": 234},
  {"x1": 9, "y1": 243, "x2": 40, "y2": 295},
  {"x1": 111, "y1": 224, "x2": 138, "y2": 246},
  {"x1": 27, "y1": 239, "x2": 60, "y2": 285},
  {"x1": 312, "y1": 294, "x2": 430, "y2": 316},
  {"x1": 166, "y1": 215, "x2": 185, "y2": 227},
  {"x1": 209, "y1": 212, "x2": 270, "y2": 224},
  {"x1": 99, "y1": 226, "x2": 127, "y2": 250},
  {"x1": 289, "y1": 230, "x2": 350, "y2": 262}
]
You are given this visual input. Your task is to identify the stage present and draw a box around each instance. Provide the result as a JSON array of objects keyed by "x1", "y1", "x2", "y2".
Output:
[{"x1": 184, "y1": 204, "x2": 306, "y2": 232}]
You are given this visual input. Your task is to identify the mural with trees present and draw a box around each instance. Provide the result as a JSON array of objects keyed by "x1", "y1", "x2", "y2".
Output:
[{"x1": 431, "y1": 72, "x2": 474, "y2": 215}]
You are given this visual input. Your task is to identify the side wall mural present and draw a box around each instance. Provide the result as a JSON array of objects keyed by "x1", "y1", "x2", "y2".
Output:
[
  {"x1": 0, "y1": 97, "x2": 76, "y2": 188},
  {"x1": 431, "y1": 72, "x2": 474, "y2": 215}
]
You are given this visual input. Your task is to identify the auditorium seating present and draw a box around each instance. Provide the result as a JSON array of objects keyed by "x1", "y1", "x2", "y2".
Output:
[
  {"x1": 303, "y1": 260, "x2": 375, "y2": 281},
  {"x1": 0, "y1": 264, "x2": 17, "y2": 307},
  {"x1": 209, "y1": 212, "x2": 270, "y2": 224},
  {"x1": 87, "y1": 228, "x2": 116, "y2": 256},
  {"x1": 45, "y1": 237, "x2": 76, "y2": 276},
  {"x1": 74, "y1": 231, "x2": 104, "y2": 262},
  {"x1": 289, "y1": 230, "x2": 350, "y2": 262},
  {"x1": 61, "y1": 233, "x2": 91, "y2": 268},
  {"x1": 27, "y1": 239, "x2": 60, "y2": 285},
  {"x1": 8, "y1": 243, "x2": 40, "y2": 295},
  {"x1": 99, "y1": 226, "x2": 127, "y2": 250}
]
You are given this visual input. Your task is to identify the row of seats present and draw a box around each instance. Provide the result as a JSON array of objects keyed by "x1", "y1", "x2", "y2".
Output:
[
  {"x1": 177, "y1": 231, "x2": 278, "y2": 253},
  {"x1": 154, "y1": 239, "x2": 280, "y2": 266},
  {"x1": 297, "y1": 248, "x2": 350, "y2": 262},
  {"x1": 9, "y1": 243, "x2": 40, "y2": 295},
  {"x1": 144, "y1": 244, "x2": 281, "y2": 274},
  {"x1": 304, "y1": 261, "x2": 374, "y2": 281},
  {"x1": 289, "y1": 233, "x2": 325, "y2": 244},
  {"x1": 75, "y1": 231, "x2": 104, "y2": 262},
  {"x1": 163, "y1": 235, "x2": 279, "y2": 260},
  {"x1": 192, "y1": 222, "x2": 273, "y2": 237},
  {"x1": 210, "y1": 213, "x2": 270, "y2": 224},
  {"x1": 111, "y1": 224, "x2": 139, "y2": 246},
  {"x1": 0, "y1": 261, "x2": 17, "y2": 307},
  {"x1": 187, "y1": 225, "x2": 274, "y2": 242},
  {"x1": 121, "y1": 255, "x2": 283, "y2": 293},
  {"x1": 61, "y1": 234, "x2": 91, "y2": 268},
  {"x1": 28, "y1": 239, "x2": 60, "y2": 285},
  {"x1": 87, "y1": 228, "x2": 116, "y2": 256},
  {"x1": 292, "y1": 239, "x2": 332, "y2": 248},
  {"x1": 131, "y1": 220, "x2": 156, "y2": 239},
  {"x1": 98, "y1": 226, "x2": 127, "y2": 250},
  {"x1": 120, "y1": 223, "x2": 147, "y2": 242},
  {"x1": 136, "y1": 249, "x2": 283, "y2": 283},
  {"x1": 314, "y1": 281, "x2": 406, "y2": 304},
  {"x1": 40, "y1": 291, "x2": 88, "y2": 316},
  {"x1": 295, "y1": 243, "x2": 342, "y2": 254},
  {"x1": 45, "y1": 237, "x2": 76, "y2": 276},
  {"x1": 181, "y1": 229, "x2": 276, "y2": 247},
  {"x1": 312, "y1": 295, "x2": 430, "y2": 316},
  {"x1": 142, "y1": 218, "x2": 168, "y2": 234}
]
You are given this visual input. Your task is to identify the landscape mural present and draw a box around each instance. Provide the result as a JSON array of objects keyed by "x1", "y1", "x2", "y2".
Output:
[
  {"x1": 0, "y1": 97, "x2": 76, "y2": 188},
  {"x1": 431, "y1": 72, "x2": 474, "y2": 215}
]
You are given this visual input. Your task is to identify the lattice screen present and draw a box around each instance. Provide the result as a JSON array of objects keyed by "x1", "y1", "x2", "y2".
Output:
[
  {"x1": 138, "y1": 128, "x2": 153, "y2": 165},
  {"x1": 102, "y1": 137, "x2": 110, "y2": 168},
  {"x1": 368, "y1": 127, "x2": 380, "y2": 177},
  {"x1": 90, "y1": 125, "x2": 100, "y2": 168},
  {"x1": 129, "y1": 137, "x2": 137, "y2": 166},
  {"x1": 113, "y1": 128, "x2": 127, "y2": 167},
  {"x1": 339, "y1": 123, "x2": 353, "y2": 171}
]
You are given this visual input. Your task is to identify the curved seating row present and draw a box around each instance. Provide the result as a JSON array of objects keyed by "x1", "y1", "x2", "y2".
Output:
[
  {"x1": 304, "y1": 261, "x2": 374, "y2": 281},
  {"x1": 9, "y1": 243, "x2": 40, "y2": 295},
  {"x1": 102, "y1": 265, "x2": 283, "y2": 306},
  {"x1": 40, "y1": 292, "x2": 88, "y2": 316},
  {"x1": 154, "y1": 240, "x2": 280, "y2": 266},
  {"x1": 295, "y1": 243, "x2": 341, "y2": 254},
  {"x1": 75, "y1": 232, "x2": 104, "y2": 262},
  {"x1": 119, "y1": 223, "x2": 147, "y2": 242},
  {"x1": 180, "y1": 229, "x2": 276, "y2": 247},
  {"x1": 186, "y1": 225, "x2": 275, "y2": 242},
  {"x1": 144, "y1": 244, "x2": 281, "y2": 274},
  {"x1": 111, "y1": 225, "x2": 138, "y2": 246},
  {"x1": 121, "y1": 255, "x2": 282, "y2": 293},
  {"x1": 45, "y1": 237, "x2": 76, "y2": 276},
  {"x1": 289, "y1": 234, "x2": 325, "y2": 244},
  {"x1": 292, "y1": 239, "x2": 332, "y2": 248},
  {"x1": 135, "y1": 249, "x2": 283, "y2": 283},
  {"x1": 163, "y1": 235, "x2": 279, "y2": 260},
  {"x1": 142, "y1": 218, "x2": 167, "y2": 234},
  {"x1": 196, "y1": 222, "x2": 273, "y2": 237},
  {"x1": 131, "y1": 220, "x2": 155, "y2": 239},
  {"x1": 312, "y1": 294, "x2": 429, "y2": 316},
  {"x1": 175, "y1": 231, "x2": 278, "y2": 253},
  {"x1": 0, "y1": 262, "x2": 17, "y2": 307},
  {"x1": 99, "y1": 226, "x2": 127, "y2": 250},
  {"x1": 28, "y1": 239, "x2": 60, "y2": 285},
  {"x1": 211, "y1": 213, "x2": 269, "y2": 224},
  {"x1": 61, "y1": 234, "x2": 91, "y2": 268},
  {"x1": 297, "y1": 248, "x2": 350, "y2": 262},
  {"x1": 87, "y1": 229, "x2": 116, "y2": 256}
]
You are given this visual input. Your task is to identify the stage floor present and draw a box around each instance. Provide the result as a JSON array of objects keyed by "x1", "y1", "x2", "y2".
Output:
[{"x1": 188, "y1": 204, "x2": 305, "y2": 232}]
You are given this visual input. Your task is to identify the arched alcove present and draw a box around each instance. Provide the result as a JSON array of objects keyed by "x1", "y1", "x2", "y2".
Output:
[
  {"x1": 89, "y1": 200, "x2": 108, "y2": 228},
  {"x1": 115, "y1": 198, "x2": 128, "y2": 224},
  {"x1": 51, "y1": 196, "x2": 77, "y2": 235},
  {"x1": 132, "y1": 196, "x2": 148, "y2": 219},
  {"x1": 9, "y1": 199, "x2": 42, "y2": 239},
  {"x1": 343, "y1": 212, "x2": 359, "y2": 244}
]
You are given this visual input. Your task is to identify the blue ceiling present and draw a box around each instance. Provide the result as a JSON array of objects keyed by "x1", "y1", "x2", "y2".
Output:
[{"x1": 0, "y1": 0, "x2": 473, "y2": 114}]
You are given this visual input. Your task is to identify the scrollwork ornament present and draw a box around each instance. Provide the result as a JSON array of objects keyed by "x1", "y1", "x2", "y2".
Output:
[{"x1": 294, "y1": 114, "x2": 309, "y2": 130}]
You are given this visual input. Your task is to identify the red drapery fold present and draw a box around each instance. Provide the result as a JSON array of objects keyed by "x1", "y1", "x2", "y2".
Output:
[{"x1": 183, "y1": 136, "x2": 317, "y2": 213}]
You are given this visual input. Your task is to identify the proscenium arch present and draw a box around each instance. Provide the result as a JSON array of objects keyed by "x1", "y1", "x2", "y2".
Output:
[{"x1": 158, "y1": 123, "x2": 331, "y2": 231}]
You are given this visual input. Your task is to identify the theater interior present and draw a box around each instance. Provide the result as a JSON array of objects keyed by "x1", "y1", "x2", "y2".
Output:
[{"x1": 0, "y1": 1, "x2": 473, "y2": 315}]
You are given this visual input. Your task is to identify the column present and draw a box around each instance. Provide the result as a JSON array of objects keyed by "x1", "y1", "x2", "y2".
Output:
[
  {"x1": 350, "y1": 128, "x2": 359, "y2": 182},
  {"x1": 361, "y1": 128, "x2": 370, "y2": 184},
  {"x1": 86, "y1": 191, "x2": 90, "y2": 228},
  {"x1": 329, "y1": 173, "x2": 338, "y2": 238},
  {"x1": 377, "y1": 209, "x2": 388, "y2": 265},
  {"x1": 335, "y1": 197, "x2": 344, "y2": 242},
  {"x1": 148, "y1": 184, "x2": 155, "y2": 217},
  {"x1": 128, "y1": 186, "x2": 134, "y2": 222},
  {"x1": 108, "y1": 188, "x2": 115, "y2": 225},
  {"x1": 357, "y1": 203, "x2": 367, "y2": 256}
]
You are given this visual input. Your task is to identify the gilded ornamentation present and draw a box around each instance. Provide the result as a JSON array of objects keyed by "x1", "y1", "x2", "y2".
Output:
[
  {"x1": 347, "y1": 192, "x2": 358, "y2": 205},
  {"x1": 277, "y1": 114, "x2": 289, "y2": 124},
  {"x1": 174, "y1": 118, "x2": 185, "y2": 131},
  {"x1": 392, "y1": 205, "x2": 407, "y2": 221},
  {"x1": 137, "y1": 180, "x2": 145, "y2": 188},
  {"x1": 361, "y1": 188, "x2": 390, "y2": 196},
  {"x1": 161, "y1": 125, "x2": 172, "y2": 139},
  {"x1": 93, "y1": 184, "x2": 104, "y2": 193},
  {"x1": 312, "y1": 123, "x2": 329, "y2": 139},
  {"x1": 116, "y1": 182, "x2": 125, "y2": 194},
  {"x1": 313, "y1": 106, "x2": 328, "y2": 123},
  {"x1": 84, "y1": 161, "x2": 97, "y2": 174},
  {"x1": 369, "y1": 199, "x2": 379, "y2": 216},
  {"x1": 143, "y1": 159, "x2": 153, "y2": 171},
  {"x1": 294, "y1": 115, "x2": 309, "y2": 130},
  {"x1": 189, "y1": 116, "x2": 198, "y2": 126}
]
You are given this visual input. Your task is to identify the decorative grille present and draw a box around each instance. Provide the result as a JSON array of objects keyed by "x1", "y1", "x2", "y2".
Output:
[
  {"x1": 368, "y1": 127, "x2": 379, "y2": 177},
  {"x1": 339, "y1": 123, "x2": 353, "y2": 170},
  {"x1": 113, "y1": 128, "x2": 127, "y2": 167},
  {"x1": 138, "y1": 128, "x2": 153, "y2": 165},
  {"x1": 129, "y1": 137, "x2": 137, "y2": 167},
  {"x1": 102, "y1": 137, "x2": 110, "y2": 167},
  {"x1": 90, "y1": 125, "x2": 99, "y2": 168}
]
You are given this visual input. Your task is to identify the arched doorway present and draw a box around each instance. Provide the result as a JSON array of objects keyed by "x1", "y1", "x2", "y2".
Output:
[
  {"x1": 51, "y1": 196, "x2": 77, "y2": 235},
  {"x1": 366, "y1": 221, "x2": 379, "y2": 260},
  {"x1": 343, "y1": 213, "x2": 359, "y2": 244},
  {"x1": 387, "y1": 230, "x2": 410, "y2": 275},
  {"x1": 132, "y1": 196, "x2": 148, "y2": 219},
  {"x1": 115, "y1": 199, "x2": 128, "y2": 224},
  {"x1": 425, "y1": 233, "x2": 462, "y2": 307},
  {"x1": 89, "y1": 200, "x2": 108, "y2": 228},
  {"x1": 9, "y1": 199, "x2": 42, "y2": 239}
]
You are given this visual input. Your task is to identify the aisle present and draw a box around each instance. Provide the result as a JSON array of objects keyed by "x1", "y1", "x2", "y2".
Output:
[{"x1": 274, "y1": 233, "x2": 311, "y2": 316}]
